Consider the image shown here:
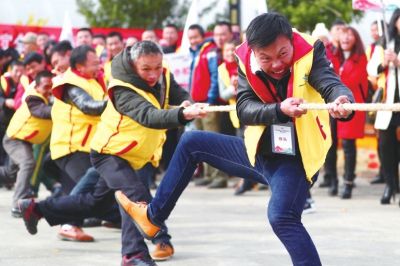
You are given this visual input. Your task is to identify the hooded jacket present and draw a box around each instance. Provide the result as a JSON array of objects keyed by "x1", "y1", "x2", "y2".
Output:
[{"x1": 90, "y1": 47, "x2": 191, "y2": 169}]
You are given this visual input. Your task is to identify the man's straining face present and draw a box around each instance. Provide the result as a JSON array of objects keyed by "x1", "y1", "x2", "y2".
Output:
[
  {"x1": 133, "y1": 53, "x2": 163, "y2": 87},
  {"x1": 252, "y1": 35, "x2": 293, "y2": 80}
]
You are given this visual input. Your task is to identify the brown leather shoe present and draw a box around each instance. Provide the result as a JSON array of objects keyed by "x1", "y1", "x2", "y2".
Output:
[
  {"x1": 115, "y1": 191, "x2": 160, "y2": 240},
  {"x1": 58, "y1": 225, "x2": 94, "y2": 242},
  {"x1": 151, "y1": 242, "x2": 174, "y2": 261}
]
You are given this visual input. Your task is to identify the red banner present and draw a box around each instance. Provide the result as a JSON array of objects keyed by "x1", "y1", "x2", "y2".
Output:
[{"x1": 0, "y1": 24, "x2": 169, "y2": 50}]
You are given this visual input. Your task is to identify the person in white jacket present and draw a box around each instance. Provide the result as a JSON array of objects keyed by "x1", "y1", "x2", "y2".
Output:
[{"x1": 367, "y1": 8, "x2": 400, "y2": 205}]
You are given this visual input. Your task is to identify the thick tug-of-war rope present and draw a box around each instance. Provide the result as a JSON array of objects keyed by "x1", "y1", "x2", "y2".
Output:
[{"x1": 201, "y1": 103, "x2": 400, "y2": 112}]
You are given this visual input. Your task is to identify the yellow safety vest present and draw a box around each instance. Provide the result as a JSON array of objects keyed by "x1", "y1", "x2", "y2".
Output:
[
  {"x1": 236, "y1": 32, "x2": 332, "y2": 181},
  {"x1": 218, "y1": 63, "x2": 240, "y2": 128},
  {"x1": 6, "y1": 89, "x2": 52, "y2": 144},
  {"x1": 103, "y1": 60, "x2": 112, "y2": 86},
  {"x1": 19, "y1": 75, "x2": 30, "y2": 91},
  {"x1": 0, "y1": 76, "x2": 12, "y2": 96},
  {"x1": 91, "y1": 71, "x2": 171, "y2": 170},
  {"x1": 50, "y1": 68, "x2": 106, "y2": 159}
]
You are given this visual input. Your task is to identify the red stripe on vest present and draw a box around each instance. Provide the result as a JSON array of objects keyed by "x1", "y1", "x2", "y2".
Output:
[
  {"x1": 316, "y1": 116, "x2": 327, "y2": 140},
  {"x1": 115, "y1": 140, "x2": 138, "y2": 155},
  {"x1": 81, "y1": 124, "x2": 92, "y2": 147},
  {"x1": 24, "y1": 130, "x2": 39, "y2": 141},
  {"x1": 100, "y1": 113, "x2": 123, "y2": 154}
]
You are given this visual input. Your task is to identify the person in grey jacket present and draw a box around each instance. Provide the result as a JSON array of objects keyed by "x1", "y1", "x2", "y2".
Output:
[{"x1": 18, "y1": 41, "x2": 207, "y2": 266}]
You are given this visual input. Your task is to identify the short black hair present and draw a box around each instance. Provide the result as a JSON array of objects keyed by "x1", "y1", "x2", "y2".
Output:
[
  {"x1": 331, "y1": 19, "x2": 346, "y2": 28},
  {"x1": 107, "y1": 31, "x2": 123, "y2": 41},
  {"x1": 69, "y1": 45, "x2": 96, "y2": 69},
  {"x1": 93, "y1": 34, "x2": 106, "y2": 41},
  {"x1": 51, "y1": 40, "x2": 73, "y2": 56},
  {"x1": 188, "y1": 24, "x2": 205, "y2": 37},
  {"x1": 23, "y1": 52, "x2": 44, "y2": 66},
  {"x1": 43, "y1": 40, "x2": 58, "y2": 65},
  {"x1": 214, "y1": 21, "x2": 232, "y2": 32},
  {"x1": 35, "y1": 70, "x2": 53, "y2": 85},
  {"x1": 164, "y1": 23, "x2": 179, "y2": 31},
  {"x1": 4, "y1": 47, "x2": 19, "y2": 60},
  {"x1": 10, "y1": 60, "x2": 24, "y2": 68},
  {"x1": 246, "y1": 12, "x2": 292, "y2": 49},
  {"x1": 77, "y1": 27, "x2": 93, "y2": 36}
]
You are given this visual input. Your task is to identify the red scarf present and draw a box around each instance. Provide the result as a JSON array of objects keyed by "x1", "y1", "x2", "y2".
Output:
[{"x1": 71, "y1": 69, "x2": 107, "y2": 92}]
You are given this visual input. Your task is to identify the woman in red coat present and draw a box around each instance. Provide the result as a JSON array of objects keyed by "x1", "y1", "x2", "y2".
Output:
[{"x1": 329, "y1": 26, "x2": 368, "y2": 199}]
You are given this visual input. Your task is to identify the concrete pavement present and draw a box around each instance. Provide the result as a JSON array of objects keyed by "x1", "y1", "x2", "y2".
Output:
[{"x1": 0, "y1": 156, "x2": 400, "y2": 265}]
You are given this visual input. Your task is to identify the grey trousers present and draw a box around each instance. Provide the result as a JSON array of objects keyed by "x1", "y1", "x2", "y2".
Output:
[{"x1": 3, "y1": 135, "x2": 35, "y2": 208}]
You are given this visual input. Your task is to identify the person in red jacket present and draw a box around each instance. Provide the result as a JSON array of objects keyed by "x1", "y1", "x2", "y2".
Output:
[{"x1": 328, "y1": 26, "x2": 368, "y2": 199}]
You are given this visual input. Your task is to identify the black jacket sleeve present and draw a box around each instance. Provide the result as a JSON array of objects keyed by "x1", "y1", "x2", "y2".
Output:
[
  {"x1": 168, "y1": 73, "x2": 192, "y2": 105},
  {"x1": 63, "y1": 85, "x2": 107, "y2": 116},
  {"x1": 113, "y1": 86, "x2": 188, "y2": 129},
  {"x1": 26, "y1": 95, "x2": 51, "y2": 119}
]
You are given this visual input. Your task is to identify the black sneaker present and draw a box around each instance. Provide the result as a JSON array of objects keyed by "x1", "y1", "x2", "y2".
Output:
[
  {"x1": 18, "y1": 198, "x2": 41, "y2": 235},
  {"x1": 122, "y1": 252, "x2": 157, "y2": 266}
]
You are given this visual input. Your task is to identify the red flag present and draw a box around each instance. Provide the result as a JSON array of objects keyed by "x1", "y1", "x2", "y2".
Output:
[{"x1": 352, "y1": 0, "x2": 382, "y2": 11}]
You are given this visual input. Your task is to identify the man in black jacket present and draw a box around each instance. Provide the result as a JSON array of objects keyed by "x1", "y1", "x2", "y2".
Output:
[{"x1": 114, "y1": 13, "x2": 354, "y2": 266}]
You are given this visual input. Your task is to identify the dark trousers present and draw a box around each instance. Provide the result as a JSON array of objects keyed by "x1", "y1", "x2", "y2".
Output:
[
  {"x1": 54, "y1": 152, "x2": 92, "y2": 184},
  {"x1": 324, "y1": 117, "x2": 338, "y2": 180},
  {"x1": 38, "y1": 151, "x2": 171, "y2": 256},
  {"x1": 342, "y1": 139, "x2": 356, "y2": 183},
  {"x1": 53, "y1": 152, "x2": 93, "y2": 226},
  {"x1": 379, "y1": 125, "x2": 400, "y2": 190},
  {"x1": 324, "y1": 118, "x2": 357, "y2": 183}
]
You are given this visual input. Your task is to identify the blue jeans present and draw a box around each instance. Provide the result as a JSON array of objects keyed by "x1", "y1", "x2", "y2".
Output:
[{"x1": 148, "y1": 131, "x2": 321, "y2": 266}]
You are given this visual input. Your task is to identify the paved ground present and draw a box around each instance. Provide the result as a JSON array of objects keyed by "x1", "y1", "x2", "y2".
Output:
[{"x1": 0, "y1": 148, "x2": 400, "y2": 266}]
